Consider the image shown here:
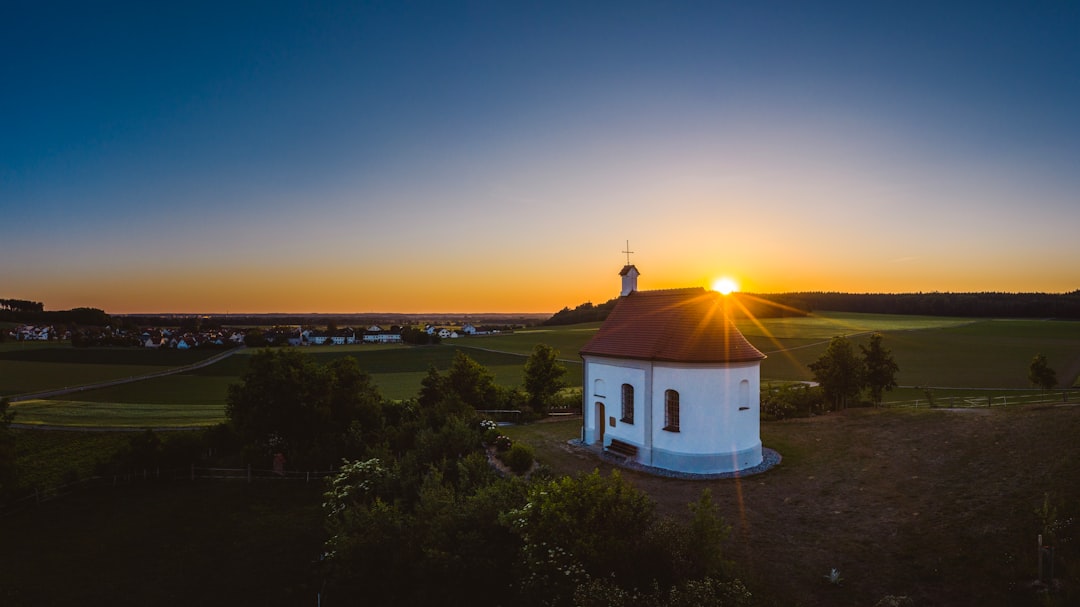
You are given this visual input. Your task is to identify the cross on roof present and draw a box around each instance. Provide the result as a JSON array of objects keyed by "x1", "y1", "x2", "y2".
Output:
[{"x1": 622, "y1": 240, "x2": 634, "y2": 265}]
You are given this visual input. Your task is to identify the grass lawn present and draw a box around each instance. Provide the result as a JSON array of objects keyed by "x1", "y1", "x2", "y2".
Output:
[{"x1": 505, "y1": 405, "x2": 1080, "y2": 607}]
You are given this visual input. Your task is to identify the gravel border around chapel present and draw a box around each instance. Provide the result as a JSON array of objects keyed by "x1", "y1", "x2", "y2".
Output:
[{"x1": 569, "y1": 440, "x2": 782, "y2": 480}]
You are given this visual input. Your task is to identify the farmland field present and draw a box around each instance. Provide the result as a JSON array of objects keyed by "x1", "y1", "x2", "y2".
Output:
[
  {"x1": 0, "y1": 344, "x2": 222, "y2": 397},
  {"x1": 11, "y1": 345, "x2": 565, "y2": 427},
  {"x1": 461, "y1": 324, "x2": 602, "y2": 357},
  {"x1": 7, "y1": 312, "x2": 1080, "y2": 427}
]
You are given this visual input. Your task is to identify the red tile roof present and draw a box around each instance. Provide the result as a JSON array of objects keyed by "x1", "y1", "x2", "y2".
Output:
[
  {"x1": 619, "y1": 264, "x2": 639, "y2": 276},
  {"x1": 580, "y1": 287, "x2": 765, "y2": 363}
]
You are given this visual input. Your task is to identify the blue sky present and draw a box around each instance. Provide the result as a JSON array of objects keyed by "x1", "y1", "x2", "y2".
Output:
[{"x1": 3, "y1": 1, "x2": 1078, "y2": 313}]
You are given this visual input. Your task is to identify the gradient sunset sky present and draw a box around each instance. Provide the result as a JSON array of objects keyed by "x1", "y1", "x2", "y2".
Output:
[{"x1": 3, "y1": 2, "x2": 1079, "y2": 314}]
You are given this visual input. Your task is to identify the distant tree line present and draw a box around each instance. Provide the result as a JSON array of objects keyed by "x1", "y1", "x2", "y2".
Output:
[
  {"x1": 543, "y1": 293, "x2": 806, "y2": 326},
  {"x1": 546, "y1": 291, "x2": 1080, "y2": 325},
  {"x1": 0, "y1": 299, "x2": 44, "y2": 313},
  {"x1": 750, "y1": 291, "x2": 1080, "y2": 318},
  {"x1": 0, "y1": 306, "x2": 113, "y2": 326}
]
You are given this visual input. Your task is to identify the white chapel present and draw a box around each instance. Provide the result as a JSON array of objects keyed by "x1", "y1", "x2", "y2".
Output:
[{"x1": 580, "y1": 265, "x2": 766, "y2": 474}]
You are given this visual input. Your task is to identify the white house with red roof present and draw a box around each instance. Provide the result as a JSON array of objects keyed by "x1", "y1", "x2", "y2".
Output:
[{"x1": 580, "y1": 265, "x2": 765, "y2": 474}]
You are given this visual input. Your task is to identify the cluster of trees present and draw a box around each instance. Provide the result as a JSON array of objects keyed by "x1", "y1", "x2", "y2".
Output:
[
  {"x1": 399, "y1": 326, "x2": 441, "y2": 345},
  {"x1": 71, "y1": 327, "x2": 142, "y2": 348},
  {"x1": 808, "y1": 333, "x2": 900, "y2": 410},
  {"x1": 543, "y1": 299, "x2": 619, "y2": 326},
  {"x1": 322, "y1": 463, "x2": 752, "y2": 607},
  {"x1": 222, "y1": 346, "x2": 751, "y2": 605},
  {"x1": 226, "y1": 345, "x2": 569, "y2": 468},
  {"x1": 1029, "y1": 354, "x2": 1059, "y2": 390}
]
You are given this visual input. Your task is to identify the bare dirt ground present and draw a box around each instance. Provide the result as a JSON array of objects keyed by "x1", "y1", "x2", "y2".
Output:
[{"x1": 523, "y1": 406, "x2": 1080, "y2": 607}]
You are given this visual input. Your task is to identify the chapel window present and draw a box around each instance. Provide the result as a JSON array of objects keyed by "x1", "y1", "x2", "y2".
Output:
[
  {"x1": 664, "y1": 389, "x2": 680, "y2": 432},
  {"x1": 620, "y1": 384, "x2": 634, "y2": 423},
  {"x1": 739, "y1": 379, "x2": 750, "y2": 411}
]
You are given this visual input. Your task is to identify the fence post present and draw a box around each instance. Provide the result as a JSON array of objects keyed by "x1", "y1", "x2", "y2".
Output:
[
  {"x1": 247, "y1": 464, "x2": 252, "y2": 483},
  {"x1": 191, "y1": 463, "x2": 195, "y2": 481}
]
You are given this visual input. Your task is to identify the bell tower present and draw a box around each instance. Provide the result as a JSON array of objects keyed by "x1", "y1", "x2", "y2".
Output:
[{"x1": 619, "y1": 241, "x2": 638, "y2": 296}]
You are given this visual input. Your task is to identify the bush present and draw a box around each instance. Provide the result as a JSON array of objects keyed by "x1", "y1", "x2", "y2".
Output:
[
  {"x1": 549, "y1": 389, "x2": 583, "y2": 414},
  {"x1": 760, "y1": 383, "x2": 825, "y2": 420},
  {"x1": 493, "y1": 435, "x2": 512, "y2": 452},
  {"x1": 501, "y1": 442, "x2": 534, "y2": 475}
]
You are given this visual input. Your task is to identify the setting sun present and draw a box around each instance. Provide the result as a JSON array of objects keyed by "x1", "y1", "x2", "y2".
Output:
[{"x1": 711, "y1": 277, "x2": 739, "y2": 295}]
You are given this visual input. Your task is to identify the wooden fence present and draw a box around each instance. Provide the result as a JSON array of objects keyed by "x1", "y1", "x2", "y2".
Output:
[{"x1": 884, "y1": 389, "x2": 1078, "y2": 409}]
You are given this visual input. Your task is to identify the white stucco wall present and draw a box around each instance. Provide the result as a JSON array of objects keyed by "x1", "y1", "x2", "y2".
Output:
[
  {"x1": 582, "y1": 358, "x2": 649, "y2": 447},
  {"x1": 649, "y1": 361, "x2": 761, "y2": 473},
  {"x1": 582, "y1": 355, "x2": 762, "y2": 474}
]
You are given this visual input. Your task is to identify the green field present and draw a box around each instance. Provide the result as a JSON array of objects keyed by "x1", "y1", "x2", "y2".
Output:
[
  {"x1": 462, "y1": 324, "x2": 602, "y2": 358},
  {"x1": 11, "y1": 344, "x2": 567, "y2": 427},
  {"x1": 7, "y1": 313, "x2": 1080, "y2": 427},
  {"x1": 0, "y1": 344, "x2": 223, "y2": 397},
  {"x1": 752, "y1": 317, "x2": 1080, "y2": 388}
]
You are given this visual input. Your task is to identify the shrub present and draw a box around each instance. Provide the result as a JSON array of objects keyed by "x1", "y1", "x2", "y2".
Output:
[
  {"x1": 493, "y1": 435, "x2": 512, "y2": 452},
  {"x1": 761, "y1": 384, "x2": 824, "y2": 420},
  {"x1": 501, "y1": 442, "x2": 534, "y2": 475}
]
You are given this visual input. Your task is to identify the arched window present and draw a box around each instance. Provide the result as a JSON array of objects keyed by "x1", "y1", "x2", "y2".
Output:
[
  {"x1": 620, "y1": 384, "x2": 634, "y2": 423},
  {"x1": 593, "y1": 378, "x2": 606, "y2": 397},
  {"x1": 664, "y1": 389, "x2": 680, "y2": 432},
  {"x1": 739, "y1": 379, "x2": 750, "y2": 411}
]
